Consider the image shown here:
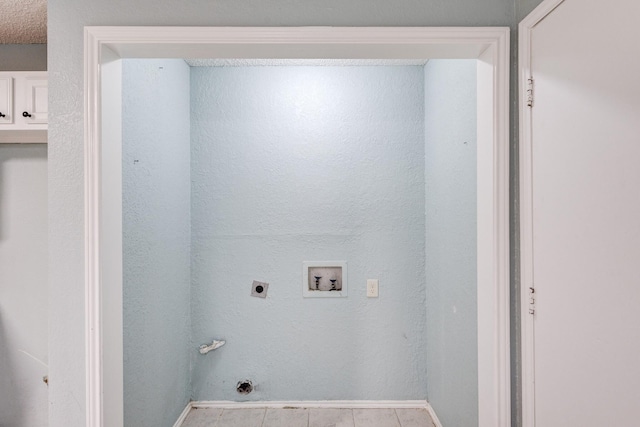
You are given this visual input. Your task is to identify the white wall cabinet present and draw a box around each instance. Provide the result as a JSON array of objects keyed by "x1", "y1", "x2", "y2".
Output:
[{"x1": 0, "y1": 72, "x2": 47, "y2": 143}]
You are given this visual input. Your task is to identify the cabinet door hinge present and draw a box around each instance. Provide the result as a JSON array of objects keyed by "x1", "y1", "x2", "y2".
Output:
[
  {"x1": 526, "y1": 77, "x2": 534, "y2": 107},
  {"x1": 528, "y1": 286, "x2": 536, "y2": 315}
]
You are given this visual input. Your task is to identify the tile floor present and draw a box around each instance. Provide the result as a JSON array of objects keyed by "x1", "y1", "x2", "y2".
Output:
[{"x1": 181, "y1": 407, "x2": 436, "y2": 427}]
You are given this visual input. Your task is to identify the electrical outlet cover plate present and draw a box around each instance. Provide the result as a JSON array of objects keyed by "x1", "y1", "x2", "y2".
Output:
[{"x1": 367, "y1": 279, "x2": 379, "y2": 297}]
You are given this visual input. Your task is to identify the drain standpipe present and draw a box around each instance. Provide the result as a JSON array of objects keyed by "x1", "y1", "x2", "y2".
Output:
[{"x1": 236, "y1": 380, "x2": 253, "y2": 395}]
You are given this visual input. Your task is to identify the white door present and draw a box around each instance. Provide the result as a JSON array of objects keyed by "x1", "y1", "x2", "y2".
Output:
[{"x1": 520, "y1": 0, "x2": 640, "y2": 426}]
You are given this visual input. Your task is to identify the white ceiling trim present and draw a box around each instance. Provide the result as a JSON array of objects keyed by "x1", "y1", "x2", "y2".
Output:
[{"x1": 0, "y1": 0, "x2": 47, "y2": 44}]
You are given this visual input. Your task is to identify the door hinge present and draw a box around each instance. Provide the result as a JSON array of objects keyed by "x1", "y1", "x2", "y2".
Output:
[
  {"x1": 528, "y1": 286, "x2": 536, "y2": 315},
  {"x1": 526, "y1": 77, "x2": 534, "y2": 107}
]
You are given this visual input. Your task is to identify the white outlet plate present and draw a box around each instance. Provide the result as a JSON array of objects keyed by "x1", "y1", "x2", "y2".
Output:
[{"x1": 367, "y1": 279, "x2": 379, "y2": 297}]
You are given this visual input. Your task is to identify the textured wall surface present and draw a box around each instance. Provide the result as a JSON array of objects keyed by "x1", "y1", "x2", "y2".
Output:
[
  {"x1": 0, "y1": 47, "x2": 48, "y2": 427},
  {"x1": 122, "y1": 59, "x2": 192, "y2": 427},
  {"x1": 0, "y1": 45, "x2": 47, "y2": 71},
  {"x1": 190, "y1": 66, "x2": 427, "y2": 400},
  {"x1": 0, "y1": 144, "x2": 48, "y2": 427},
  {"x1": 516, "y1": 0, "x2": 547, "y2": 21},
  {"x1": 424, "y1": 60, "x2": 478, "y2": 426},
  {"x1": 45, "y1": 0, "x2": 550, "y2": 425}
]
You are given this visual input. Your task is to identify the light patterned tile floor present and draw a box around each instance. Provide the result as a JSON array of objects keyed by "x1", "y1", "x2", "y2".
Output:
[{"x1": 182, "y1": 407, "x2": 436, "y2": 427}]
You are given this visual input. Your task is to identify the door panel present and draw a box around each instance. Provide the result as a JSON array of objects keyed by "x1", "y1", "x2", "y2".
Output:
[
  {"x1": 529, "y1": 0, "x2": 640, "y2": 425},
  {"x1": 0, "y1": 77, "x2": 13, "y2": 124},
  {"x1": 23, "y1": 76, "x2": 48, "y2": 124}
]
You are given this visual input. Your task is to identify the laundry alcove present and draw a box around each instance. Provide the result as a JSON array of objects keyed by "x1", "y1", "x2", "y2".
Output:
[
  {"x1": 87, "y1": 26, "x2": 510, "y2": 427},
  {"x1": 121, "y1": 57, "x2": 477, "y2": 426}
]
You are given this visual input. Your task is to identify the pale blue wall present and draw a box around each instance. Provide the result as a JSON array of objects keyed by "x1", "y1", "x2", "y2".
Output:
[
  {"x1": 425, "y1": 59, "x2": 478, "y2": 426},
  {"x1": 190, "y1": 66, "x2": 427, "y2": 400},
  {"x1": 122, "y1": 59, "x2": 191, "y2": 427}
]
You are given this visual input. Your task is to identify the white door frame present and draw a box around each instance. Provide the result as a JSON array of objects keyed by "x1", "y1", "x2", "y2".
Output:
[
  {"x1": 84, "y1": 26, "x2": 510, "y2": 427},
  {"x1": 519, "y1": 1, "x2": 565, "y2": 426}
]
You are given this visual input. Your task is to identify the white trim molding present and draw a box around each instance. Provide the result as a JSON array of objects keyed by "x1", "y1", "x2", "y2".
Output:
[
  {"x1": 191, "y1": 400, "x2": 430, "y2": 409},
  {"x1": 425, "y1": 403, "x2": 444, "y2": 427},
  {"x1": 172, "y1": 403, "x2": 193, "y2": 427},
  {"x1": 84, "y1": 26, "x2": 103, "y2": 427},
  {"x1": 84, "y1": 26, "x2": 510, "y2": 427},
  {"x1": 475, "y1": 28, "x2": 511, "y2": 427},
  {"x1": 519, "y1": 1, "x2": 565, "y2": 427}
]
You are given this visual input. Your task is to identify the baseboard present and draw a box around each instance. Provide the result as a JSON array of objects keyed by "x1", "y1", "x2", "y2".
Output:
[
  {"x1": 172, "y1": 401, "x2": 193, "y2": 427},
  {"x1": 425, "y1": 402, "x2": 443, "y2": 427},
  {"x1": 191, "y1": 400, "x2": 430, "y2": 410}
]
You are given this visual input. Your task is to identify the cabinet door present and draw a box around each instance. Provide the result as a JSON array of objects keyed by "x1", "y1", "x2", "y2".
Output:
[
  {"x1": 0, "y1": 76, "x2": 13, "y2": 124},
  {"x1": 22, "y1": 76, "x2": 48, "y2": 124}
]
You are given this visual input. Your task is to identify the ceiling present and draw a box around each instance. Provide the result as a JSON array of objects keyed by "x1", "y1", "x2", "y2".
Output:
[{"x1": 0, "y1": 0, "x2": 47, "y2": 44}]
